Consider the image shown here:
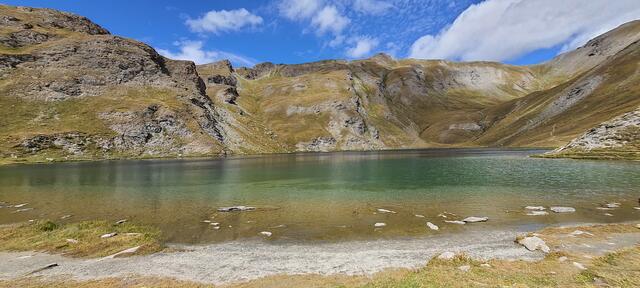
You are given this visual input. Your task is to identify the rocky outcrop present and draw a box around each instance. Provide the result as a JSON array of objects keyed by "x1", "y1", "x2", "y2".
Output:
[{"x1": 548, "y1": 107, "x2": 640, "y2": 155}]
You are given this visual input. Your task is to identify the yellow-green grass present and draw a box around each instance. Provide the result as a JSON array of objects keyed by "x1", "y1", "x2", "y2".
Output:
[{"x1": 0, "y1": 220, "x2": 163, "y2": 258}]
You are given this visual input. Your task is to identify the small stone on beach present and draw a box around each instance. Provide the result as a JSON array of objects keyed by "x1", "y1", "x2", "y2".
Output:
[
  {"x1": 100, "y1": 232, "x2": 117, "y2": 239},
  {"x1": 518, "y1": 236, "x2": 550, "y2": 253},
  {"x1": 437, "y1": 251, "x2": 456, "y2": 260},
  {"x1": 426, "y1": 222, "x2": 439, "y2": 230},
  {"x1": 550, "y1": 206, "x2": 575, "y2": 213},
  {"x1": 573, "y1": 262, "x2": 587, "y2": 270}
]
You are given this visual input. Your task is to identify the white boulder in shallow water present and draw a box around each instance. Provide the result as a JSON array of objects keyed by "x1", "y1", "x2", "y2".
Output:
[
  {"x1": 374, "y1": 222, "x2": 386, "y2": 228},
  {"x1": 603, "y1": 203, "x2": 621, "y2": 208},
  {"x1": 444, "y1": 220, "x2": 466, "y2": 225},
  {"x1": 527, "y1": 211, "x2": 549, "y2": 216},
  {"x1": 376, "y1": 208, "x2": 396, "y2": 214},
  {"x1": 518, "y1": 236, "x2": 550, "y2": 253},
  {"x1": 462, "y1": 216, "x2": 488, "y2": 223},
  {"x1": 426, "y1": 222, "x2": 439, "y2": 230},
  {"x1": 550, "y1": 206, "x2": 575, "y2": 213},
  {"x1": 525, "y1": 206, "x2": 546, "y2": 211},
  {"x1": 259, "y1": 231, "x2": 272, "y2": 237},
  {"x1": 218, "y1": 206, "x2": 256, "y2": 212}
]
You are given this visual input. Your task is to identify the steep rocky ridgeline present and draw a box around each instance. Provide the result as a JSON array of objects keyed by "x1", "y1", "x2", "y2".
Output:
[
  {"x1": 0, "y1": 5, "x2": 231, "y2": 162},
  {"x1": 1, "y1": 4, "x2": 639, "y2": 163}
]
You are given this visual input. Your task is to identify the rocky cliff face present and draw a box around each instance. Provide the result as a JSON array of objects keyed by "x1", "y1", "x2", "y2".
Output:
[
  {"x1": 1, "y1": 5, "x2": 639, "y2": 164},
  {"x1": 0, "y1": 5, "x2": 230, "y2": 162}
]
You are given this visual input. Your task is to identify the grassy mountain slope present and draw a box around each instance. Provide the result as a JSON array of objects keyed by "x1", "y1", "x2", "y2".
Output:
[{"x1": 1, "y1": 4, "x2": 639, "y2": 164}]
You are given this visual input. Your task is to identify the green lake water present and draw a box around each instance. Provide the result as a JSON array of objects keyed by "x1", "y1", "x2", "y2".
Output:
[{"x1": 1, "y1": 148, "x2": 639, "y2": 243}]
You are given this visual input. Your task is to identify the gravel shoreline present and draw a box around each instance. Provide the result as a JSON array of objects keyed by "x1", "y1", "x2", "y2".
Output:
[{"x1": 0, "y1": 229, "x2": 542, "y2": 285}]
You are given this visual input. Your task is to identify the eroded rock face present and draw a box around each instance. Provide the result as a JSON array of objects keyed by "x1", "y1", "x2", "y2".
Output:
[{"x1": 552, "y1": 108, "x2": 640, "y2": 152}]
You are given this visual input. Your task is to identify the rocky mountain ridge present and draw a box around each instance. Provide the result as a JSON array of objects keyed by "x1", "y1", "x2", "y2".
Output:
[{"x1": 1, "y1": 5, "x2": 639, "y2": 163}]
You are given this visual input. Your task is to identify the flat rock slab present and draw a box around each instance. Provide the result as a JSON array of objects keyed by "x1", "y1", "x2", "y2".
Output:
[
  {"x1": 550, "y1": 207, "x2": 576, "y2": 213},
  {"x1": 463, "y1": 217, "x2": 489, "y2": 223},
  {"x1": 517, "y1": 236, "x2": 550, "y2": 253},
  {"x1": 217, "y1": 206, "x2": 256, "y2": 212}
]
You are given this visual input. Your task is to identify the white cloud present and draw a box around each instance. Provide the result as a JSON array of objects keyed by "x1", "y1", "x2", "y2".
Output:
[
  {"x1": 353, "y1": 0, "x2": 394, "y2": 15},
  {"x1": 409, "y1": 0, "x2": 640, "y2": 62},
  {"x1": 186, "y1": 9, "x2": 263, "y2": 34},
  {"x1": 279, "y1": 0, "x2": 324, "y2": 20},
  {"x1": 346, "y1": 36, "x2": 379, "y2": 58},
  {"x1": 311, "y1": 5, "x2": 350, "y2": 35},
  {"x1": 157, "y1": 41, "x2": 257, "y2": 66}
]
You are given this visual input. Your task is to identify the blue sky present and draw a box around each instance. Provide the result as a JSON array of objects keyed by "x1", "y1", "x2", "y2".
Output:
[{"x1": 5, "y1": 0, "x2": 640, "y2": 67}]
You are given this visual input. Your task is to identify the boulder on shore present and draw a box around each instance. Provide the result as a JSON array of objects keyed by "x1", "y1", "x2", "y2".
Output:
[{"x1": 517, "y1": 236, "x2": 550, "y2": 253}]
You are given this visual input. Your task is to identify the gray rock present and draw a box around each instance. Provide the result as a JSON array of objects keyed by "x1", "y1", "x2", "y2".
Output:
[
  {"x1": 525, "y1": 206, "x2": 546, "y2": 211},
  {"x1": 426, "y1": 222, "x2": 439, "y2": 231},
  {"x1": 550, "y1": 206, "x2": 576, "y2": 213},
  {"x1": 100, "y1": 232, "x2": 117, "y2": 239},
  {"x1": 458, "y1": 265, "x2": 471, "y2": 272},
  {"x1": 217, "y1": 206, "x2": 256, "y2": 212},
  {"x1": 437, "y1": 251, "x2": 456, "y2": 260},
  {"x1": 517, "y1": 236, "x2": 550, "y2": 253},
  {"x1": 444, "y1": 220, "x2": 466, "y2": 225},
  {"x1": 462, "y1": 216, "x2": 488, "y2": 223}
]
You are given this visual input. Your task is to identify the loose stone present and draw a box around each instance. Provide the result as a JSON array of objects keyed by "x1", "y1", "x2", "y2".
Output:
[
  {"x1": 525, "y1": 206, "x2": 546, "y2": 211},
  {"x1": 458, "y1": 265, "x2": 471, "y2": 272},
  {"x1": 259, "y1": 231, "x2": 272, "y2": 237},
  {"x1": 426, "y1": 222, "x2": 439, "y2": 230},
  {"x1": 115, "y1": 219, "x2": 128, "y2": 225},
  {"x1": 550, "y1": 206, "x2": 576, "y2": 213},
  {"x1": 437, "y1": 251, "x2": 455, "y2": 260},
  {"x1": 462, "y1": 216, "x2": 488, "y2": 223},
  {"x1": 527, "y1": 211, "x2": 549, "y2": 216},
  {"x1": 444, "y1": 220, "x2": 466, "y2": 225},
  {"x1": 100, "y1": 232, "x2": 117, "y2": 239},
  {"x1": 573, "y1": 262, "x2": 587, "y2": 270},
  {"x1": 374, "y1": 222, "x2": 386, "y2": 228},
  {"x1": 518, "y1": 236, "x2": 550, "y2": 253},
  {"x1": 377, "y1": 208, "x2": 396, "y2": 214},
  {"x1": 218, "y1": 206, "x2": 256, "y2": 212}
]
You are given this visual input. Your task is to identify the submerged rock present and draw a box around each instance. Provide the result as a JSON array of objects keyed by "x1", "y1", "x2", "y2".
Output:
[
  {"x1": 376, "y1": 208, "x2": 396, "y2": 214},
  {"x1": 527, "y1": 211, "x2": 549, "y2": 216},
  {"x1": 218, "y1": 206, "x2": 256, "y2": 212},
  {"x1": 462, "y1": 216, "x2": 488, "y2": 223},
  {"x1": 444, "y1": 220, "x2": 466, "y2": 225},
  {"x1": 13, "y1": 203, "x2": 28, "y2": 208},
  {"x1": 525, "y1": 206, "x2": 546, "y2": 211},
  {"x1": 414, "y1": 214, "x2": 425, "y2": 218},
  {"x1": 517, "y1": 236, "x2": 550, "y2": 253},
  {"x1": 550, "y1": 206, "x2": 576, "y2": 213},
  {"x1": 426, "y1": 222, "x2": 439, "y2": 231},
  {"x1": 603, "y1": 203, "x2": 621, "y2": 208}
]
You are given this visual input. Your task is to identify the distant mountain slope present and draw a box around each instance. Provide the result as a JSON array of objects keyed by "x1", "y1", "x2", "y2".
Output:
[{"x1": 0, "y1": 4, "x2": 638, "y2": 164}]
